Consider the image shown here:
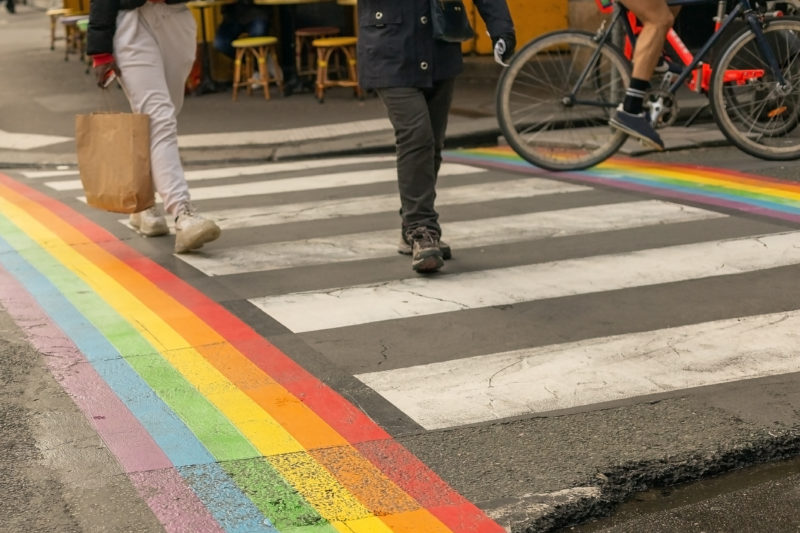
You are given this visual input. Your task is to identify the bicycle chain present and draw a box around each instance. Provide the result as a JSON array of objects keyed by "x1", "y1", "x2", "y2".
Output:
[{"x1": 644, "y1": 89, "x2": 679, "y2": 128}]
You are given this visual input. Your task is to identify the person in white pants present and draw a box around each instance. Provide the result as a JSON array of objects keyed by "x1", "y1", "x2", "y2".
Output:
[{"x1": 87, "y1": 0, "x2": 220, "y2": 254}]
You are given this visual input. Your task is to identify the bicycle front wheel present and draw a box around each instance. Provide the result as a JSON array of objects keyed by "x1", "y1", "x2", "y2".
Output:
[
  {"x1": 710, "y1": 17, "x2": 800, "y2": 160},
  {"x1": 496, "y1": 31, "x2": 631, "y2": 171}
]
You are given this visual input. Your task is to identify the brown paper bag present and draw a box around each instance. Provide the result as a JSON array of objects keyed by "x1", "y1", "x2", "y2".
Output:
[{"x1": 75, "y1": 112, "x2": 154, "y2": 214}]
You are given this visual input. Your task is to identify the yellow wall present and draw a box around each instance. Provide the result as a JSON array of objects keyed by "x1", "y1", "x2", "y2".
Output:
[
  {"x1": 63, "y1": 0, "x2": 88, "y2": 13},
  {"x1": 461, "y1": 0, "x2": 568, "y2": 54}
]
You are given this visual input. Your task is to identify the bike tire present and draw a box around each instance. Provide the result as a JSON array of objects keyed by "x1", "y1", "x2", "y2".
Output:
[
  {"x1": 496, "y1": 31, "x2": 631, "y2": 171},
  {"x1": 710, "y1": 16, "x2": 800, "y2": 160}
]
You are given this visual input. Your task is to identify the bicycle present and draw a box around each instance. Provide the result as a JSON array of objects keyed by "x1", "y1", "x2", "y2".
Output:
[{"x1": 496, "y1": 0, "x2": 800, "y2": 171}]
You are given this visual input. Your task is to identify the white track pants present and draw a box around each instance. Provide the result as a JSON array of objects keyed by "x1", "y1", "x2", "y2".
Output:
[{"x1": 114, "y1": 2, "x2": 196, "y2": 217}]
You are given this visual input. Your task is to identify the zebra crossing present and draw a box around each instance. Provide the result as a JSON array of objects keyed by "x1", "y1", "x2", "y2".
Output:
[{"x1": 28, "y1": 152, "x2": 800, "y2": 433}]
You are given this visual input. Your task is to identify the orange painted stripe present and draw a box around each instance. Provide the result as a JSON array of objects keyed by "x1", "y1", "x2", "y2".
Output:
[{"x1": 0, "y1": 176, "x2": 504, "y2": 532}]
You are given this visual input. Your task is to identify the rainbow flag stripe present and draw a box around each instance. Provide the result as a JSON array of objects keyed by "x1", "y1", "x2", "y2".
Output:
[
  {"x1": 447, "y1": 146, "x2": 800, "y2": 224},
  {"x1": 0, "y1": 172, "x2": 503, "y2": 533}
]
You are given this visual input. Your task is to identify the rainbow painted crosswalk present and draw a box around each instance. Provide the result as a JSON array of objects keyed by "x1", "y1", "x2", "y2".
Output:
[
  {"x1": 448, "y1": 146, "x2": 800, "y2": 223},
  {"x1": 4, "y1": 146, "x2": 800, "y2": 531},
  {"x1": 0, "y1": 172, "x2": 502, "y2": 533}
]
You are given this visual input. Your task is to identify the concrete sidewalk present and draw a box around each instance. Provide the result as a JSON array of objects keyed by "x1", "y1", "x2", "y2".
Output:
[{"x1": 0, "y1": 2, "x2": 723, "y2": 169}]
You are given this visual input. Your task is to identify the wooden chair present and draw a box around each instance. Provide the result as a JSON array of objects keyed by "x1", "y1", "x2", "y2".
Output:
[
  {"x1": 294, "y1": 26, "x2": 339, "y2": 80},
  {"x1": 46, "y1": 7, "x2": 73, "y2": 50},
  {"x1": 231, "y1": 36, "x2": 284, "y2": 101},
  {"x1": 60, "y1": 14, "x2": 88, "y2": 62},
  {"x1": 76, "y1": 17, "x2": 89, "y2": 72},
  {"x1": 311, "y1": 36, "x2": 362, "y2": 103}
]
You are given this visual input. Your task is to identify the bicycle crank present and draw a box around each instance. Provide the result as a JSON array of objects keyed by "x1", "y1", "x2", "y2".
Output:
[{"x1": 645, "y1": 90, "x2": 679, "y2": 128}]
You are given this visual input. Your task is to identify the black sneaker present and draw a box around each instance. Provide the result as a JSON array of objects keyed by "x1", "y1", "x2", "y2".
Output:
[
  {"x1": 398, "y1": 231, "x2": 451, "y2": 260},
  {"x1": 406, "y1": 226, "x2": 444, "y2": 273},
  {"x1": 609, "y1": 105, "x2": 665, "y2": 151}
]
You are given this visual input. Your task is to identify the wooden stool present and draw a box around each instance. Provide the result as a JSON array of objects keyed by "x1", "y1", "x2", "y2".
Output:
[
  {"x1": 311, "y1": 36, "x2": 362, "y2": 103},
  {"x1": 46, "y1": 7, "x2": 73, "y2": 50},
  {"x1": 61, "y1": 14, "x2": 88, "y2": 62},
  {"x1": 231, "y1": 36, "x2": 284, "y2": 101},
  {"x1": 294, "y1": 26, "x2": 339, "y2": 80}
]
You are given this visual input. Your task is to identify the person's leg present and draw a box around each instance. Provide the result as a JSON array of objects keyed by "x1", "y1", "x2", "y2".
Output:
[
  {"x1": 426, "y1": 78, "x2": 455, "y2": 185},
  {"x1": 115, "y1": 4, "x2": 219, "y2": 251},
  {"x1": 378, "y1": 87, "x2": 439, "y2": 234},
  {"x1": 610, "y1": 0, "x2": 674, "y2": 150},
  {"x1": 621, "y1": 0, "x2": 674, "y2": 81},
  {"x1": 213, "y1": 19, "x2": 245, "y2": 59},
  {"x1": 116, "y1": 3, "x2": 196, "y2": 218},
  {"x1": 377, "y1": 86, "x2": 444, "y2": 272},
  {"x1": 246, "y1": 15, "x2": 270, "y2": 38}
]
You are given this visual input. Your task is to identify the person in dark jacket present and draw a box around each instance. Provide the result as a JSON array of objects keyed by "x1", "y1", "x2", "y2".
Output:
[
  {"x1": 87, "y1": 0, "x2": 221, "y2": 254},
  {"x1": 213, "y1": 0, "x2": 272, "y2": 59},
  {"x1": 357, "y1": 0, "x2": 514, "y2": 273}
]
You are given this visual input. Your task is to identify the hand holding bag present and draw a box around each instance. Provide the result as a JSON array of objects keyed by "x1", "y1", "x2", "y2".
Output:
[
  {"x1": 75, "y1": 112, "x2": 154, "y2": 214},
  {"x1": 431, "y1": 0, "x2": 474, "y2": 43}
]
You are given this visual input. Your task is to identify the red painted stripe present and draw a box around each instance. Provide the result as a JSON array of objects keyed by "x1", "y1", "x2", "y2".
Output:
[
  {"x1": 0, "y1": 173, "x2": 501, "y2": 531},
  {"x1": 0, "y1": 262, "x2": 223, "y2": 533}
]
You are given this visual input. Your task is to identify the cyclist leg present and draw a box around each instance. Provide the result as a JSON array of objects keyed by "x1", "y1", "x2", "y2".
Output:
[{"x1": 610, "y1": 0, "x2": 675, "y2": 150}]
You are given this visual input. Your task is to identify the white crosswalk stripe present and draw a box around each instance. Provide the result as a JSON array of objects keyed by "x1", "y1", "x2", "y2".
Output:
[
  {"x1": 356, "y1": 310, "x2": 800, "y2": 429},
  {"x1": 181, "y1": 201, "x2": 725, "y2": 276},
  {"x1": 250, "y1": 231, "x2": 800, "y2": 332},
  {"x1": 47, "y1": 153, "x2": 800, "y2": 431},
  {"x1": 201, "y1": 178, "x2": 590, "y2": 230}
]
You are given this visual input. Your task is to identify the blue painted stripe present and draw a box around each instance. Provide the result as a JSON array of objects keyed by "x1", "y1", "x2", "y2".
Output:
[
  {"x1": 0, "y1": 217, "x2": 275, "y2": 533},
  {"x1": 590, "y1": 173, "x2": 800, "y2": 215}
]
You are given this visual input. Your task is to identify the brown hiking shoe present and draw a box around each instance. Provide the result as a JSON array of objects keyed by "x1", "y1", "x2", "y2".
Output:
[
  {"x1": 406, "y1": 226, "x2": 444, "y2": 273},
  {"x1": 398, "y1": 230, "x2": 451, "y2": 260}
]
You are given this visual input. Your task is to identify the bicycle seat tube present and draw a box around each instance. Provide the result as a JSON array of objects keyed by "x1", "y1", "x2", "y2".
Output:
[{"x1": 567, "y1": 3, "x2": 629, "y2": 103}]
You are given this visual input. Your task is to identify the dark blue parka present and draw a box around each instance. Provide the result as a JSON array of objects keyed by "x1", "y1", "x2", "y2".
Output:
[{"x1": 357, "y1": 0, "x2": 514, "y2": 89}]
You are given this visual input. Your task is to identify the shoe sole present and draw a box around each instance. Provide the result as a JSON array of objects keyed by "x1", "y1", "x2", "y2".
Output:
[
  {"x1": 133, "y1": 224, "x2": 169, "y2": 237},
  {"x1": 609, "y1": 118, "x2": 665, "y2": 151},
  {"x1": 129, "y1": 215, "x2": 169, "y2": 237},
  {"x1": 412, "y1": 250, "x2": 444, "y2": 273},
  {"x1": 398, "y1": 242, "x2": 452, "y2": 260},
  {"x1": 174, "y1": 225, "x2": 221, "y2": 254}
]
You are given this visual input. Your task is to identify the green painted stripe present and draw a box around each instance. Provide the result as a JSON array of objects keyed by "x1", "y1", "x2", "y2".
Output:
[
  {"x1": 0, "y1": 215, "x2": 330, "y2": 528},
  {"x1": 594, "y1": 170, "x2": 800, "y2": 207},
  {"x1": 224, "y1": 458, "x2": 338, "y2": 533}
]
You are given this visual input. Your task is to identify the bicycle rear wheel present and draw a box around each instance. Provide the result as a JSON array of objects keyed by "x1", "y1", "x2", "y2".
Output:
[
  {"x1": 496, "y1": 31, "x2": 631, "y2": 171},
  {"x1": 710, "y1": 17, "x2": 800, "y2": 160}
]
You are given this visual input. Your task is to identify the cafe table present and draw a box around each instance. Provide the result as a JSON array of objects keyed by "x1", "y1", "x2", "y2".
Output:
[{"x1": 187, "y1": 0, "x2": 235, "y2": 95}]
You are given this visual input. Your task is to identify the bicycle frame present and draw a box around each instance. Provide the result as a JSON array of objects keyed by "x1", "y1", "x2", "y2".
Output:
[{"x1": 588, "y1": 0, "x2": 789, "y2": 99}]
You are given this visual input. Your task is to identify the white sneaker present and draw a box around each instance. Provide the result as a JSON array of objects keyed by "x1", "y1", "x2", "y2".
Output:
[
  {"x1": 174, "y1": 208, "x2": 221, "y2": 253},
  {"x1": 251, "y1": 70, "x2": 263, "y2": 90},
  {"x1": 129, "y1": 205, "x2": 169, "y2": 237}
]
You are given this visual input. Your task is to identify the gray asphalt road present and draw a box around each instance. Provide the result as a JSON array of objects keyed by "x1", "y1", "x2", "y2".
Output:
[{"x1": 3, "y1": 4, "x2": 800, "y2": 532}]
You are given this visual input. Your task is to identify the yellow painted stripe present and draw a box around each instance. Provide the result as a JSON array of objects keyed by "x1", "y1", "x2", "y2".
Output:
[
  {"x1": 0, "y1": 190, "x2": 450, "y2": 531},
  {"x1": 0, "y1": 196, "x2": 376, "y2": 523},
  {"x1": 601, "y1": 161, "x2": 800, "y2": 201}
]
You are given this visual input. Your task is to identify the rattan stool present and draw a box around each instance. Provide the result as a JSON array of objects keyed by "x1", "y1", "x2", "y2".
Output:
[
  {"x1": 231, "y1": 36, "x2": 284, "y2": 101},
  {"x1": 294, "y1": 26, "x2": 339, "y2": 80},
  {"x1": 311, "y1": 36, "x2": 362, "y2": 103}
]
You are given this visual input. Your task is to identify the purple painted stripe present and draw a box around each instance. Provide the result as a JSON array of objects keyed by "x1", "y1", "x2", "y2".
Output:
[
  {"x1": 566, "y1": 173, "x2": 800, "y2": 224},
  {"x1": 444, "y1": 153, "x2": 800, "y2": 224},
  {"x1": 0, "y1": 264, "x2": 223, "y2": 533},
  {"x1": 130, "y1": 470, "x2": 227, "y2": 533}
]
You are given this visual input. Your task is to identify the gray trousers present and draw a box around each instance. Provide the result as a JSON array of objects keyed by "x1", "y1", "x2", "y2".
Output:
[
  {"x1": 377, "y1": 79, "x2": 456, "y2": 237},
  {"x1": 115, "y1": 2, "x2": 196, "y2": 217}
]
